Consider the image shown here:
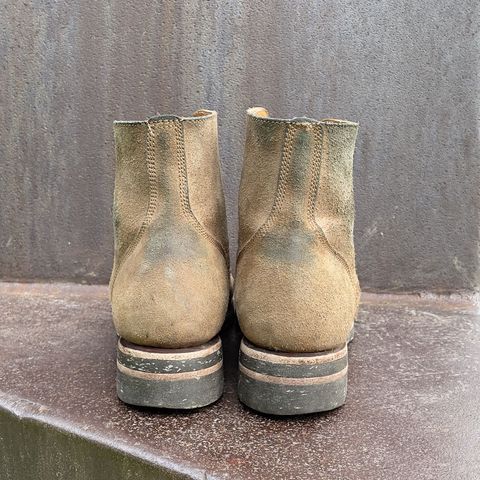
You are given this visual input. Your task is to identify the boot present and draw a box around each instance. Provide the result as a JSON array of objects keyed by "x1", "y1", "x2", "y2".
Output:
[
  {"x1": 110, "y1": 110, "x2": 230, "y2": 409},
  {"x1": 234, "y1": 107, "x2": 359, "y2": 415}
]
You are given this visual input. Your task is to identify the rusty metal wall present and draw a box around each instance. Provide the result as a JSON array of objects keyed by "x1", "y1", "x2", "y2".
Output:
[{"x1": 1, "y1": 1, "x2": 478, "y2": 292}]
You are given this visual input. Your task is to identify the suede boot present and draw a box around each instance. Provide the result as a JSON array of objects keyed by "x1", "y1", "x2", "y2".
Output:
[
  {"x1": 234, "y1": 107, "x2": 359, "y2": 415},
  {"x1": 110, "y1": 110, "x2": 230, "y2": 408}
]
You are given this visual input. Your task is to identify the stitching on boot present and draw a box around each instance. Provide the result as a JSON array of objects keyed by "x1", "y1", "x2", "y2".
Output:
[
  {"x1": 308, "y1": 125, "x2": 324, "y2": 221},
  {"x1": 310, "y1": 125, "x2": 356, "y2": 288},
  {"x1": 249, "y1": 115, "x2": 357, "y2": 127},
  {"x1": 237, "y1": 123, "x2": 296, "y2": 260},
  {"x1": 111, "y1": 121, "x2": 159, "y2": 288},
  {"x1": 174, "y1": 121, "x2": 229, "y2": 262}
]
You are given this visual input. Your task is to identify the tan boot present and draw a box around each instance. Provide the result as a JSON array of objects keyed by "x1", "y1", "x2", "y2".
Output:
[
  {"x1": 110, "y1": 110, "x2": 229, "y2": 408},
  {"x1": 234, "y1": 107, "x2": 359, "y2": 415}
]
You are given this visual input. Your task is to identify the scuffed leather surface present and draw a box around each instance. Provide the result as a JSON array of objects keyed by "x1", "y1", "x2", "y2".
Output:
[
  {"x1": 316, "y1": 123, "x2": 358, "y2": 278},
  {"x1": 111, "y1": 123, "x2": 150, "y2": 274},
  {"x1": 183, "y1": 114, "x2": 229, "y2": 258},
  {"x1": 235, "y1": 108, "x2": 359, "y2": 353},
  {"x1": 237, "y1": 114, "x2": 286, "y2": 249},
  {"x1": 110, "y1": 112, "x2": 229, "y2": 348}
]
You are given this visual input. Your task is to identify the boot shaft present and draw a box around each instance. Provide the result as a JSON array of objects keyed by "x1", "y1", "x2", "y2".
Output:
[
  {"x1": 238, "y1": 107, "x2": 358, "y2": 270},
  {"x1": 111, "y1": 110, "x2": 229, "y2": 285}
]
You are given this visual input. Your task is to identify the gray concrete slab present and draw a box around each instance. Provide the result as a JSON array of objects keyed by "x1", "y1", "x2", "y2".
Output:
[
  {"x1": 0, "y1": 2, "x2": 479, "y2": 292},
  {"x1": 0, "y1": 283, "x2": 479, "y2": 479}
]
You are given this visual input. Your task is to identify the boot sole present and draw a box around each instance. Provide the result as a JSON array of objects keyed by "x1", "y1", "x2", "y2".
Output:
[
  {"x1": 238, "y1": 338, "x2": 348, "y2": 415},
  {"x1": 116, "y1": 336, "x2": 223, "y2": 409}
]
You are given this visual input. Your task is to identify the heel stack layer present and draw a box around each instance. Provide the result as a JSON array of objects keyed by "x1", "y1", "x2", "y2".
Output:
[
  {"x1": 238, "y1": 338, "x2": 348, "y2": 415},
  {"x1": 117, "y1": 336, "x2": 223, "y2": 409}
]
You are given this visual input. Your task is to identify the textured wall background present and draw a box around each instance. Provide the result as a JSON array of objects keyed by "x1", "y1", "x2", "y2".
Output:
[{"x1": 0, "y1": 0, "x2": 479, "y2": 293}]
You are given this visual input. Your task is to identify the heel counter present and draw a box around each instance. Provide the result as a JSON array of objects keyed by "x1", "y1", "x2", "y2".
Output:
[{"x1": 235, "y1": 233, "x2": 356, "y2": 352}]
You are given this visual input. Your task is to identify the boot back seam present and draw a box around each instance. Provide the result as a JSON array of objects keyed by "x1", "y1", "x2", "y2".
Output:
[
  {"x1": 110, "y1": 121, "x2": 163, "y2": 289},
  {"x1": 175, "y1": 121, "x2": 229, "y2": 265}
]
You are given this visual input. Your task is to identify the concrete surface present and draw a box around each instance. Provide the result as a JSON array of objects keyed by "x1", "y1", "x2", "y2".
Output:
[
  {"x1": 1, "y1": 1, "x2": 479, "y2": 293},
  {"x1": 0, "y1": 282, "x2": 479, "y2": 479}
]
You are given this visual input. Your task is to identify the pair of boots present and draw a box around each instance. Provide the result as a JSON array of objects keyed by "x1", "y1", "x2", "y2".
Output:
[{"x1": 110, "y1": 107, "x2": 359, "y2": 415}]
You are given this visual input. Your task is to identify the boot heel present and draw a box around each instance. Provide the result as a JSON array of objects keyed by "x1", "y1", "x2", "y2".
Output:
[
  {"x1": 117, "y1": 336, "x2": 223, "y2": 409},
  {"x1": 238, "y1": 338, "x2": 348, "y2": 415}
]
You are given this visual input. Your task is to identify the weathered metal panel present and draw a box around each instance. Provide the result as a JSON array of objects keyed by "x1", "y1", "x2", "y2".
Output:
[{"x1": 0, "y1": 1, "x2": 479, "y2": 292}]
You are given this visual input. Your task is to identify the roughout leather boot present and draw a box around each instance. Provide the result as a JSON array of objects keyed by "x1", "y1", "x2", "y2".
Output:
[
  {"x1": 110, "y1": 110, "x2": 230, "y2": 409},
  {"x1": 234, "y1": 107, "x2": 359, "y2": 415}
]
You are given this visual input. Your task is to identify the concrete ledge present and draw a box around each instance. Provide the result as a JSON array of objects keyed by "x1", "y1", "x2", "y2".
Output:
[{"x1": 0, "y1": 283, "x2": 479, "y2": 479}]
